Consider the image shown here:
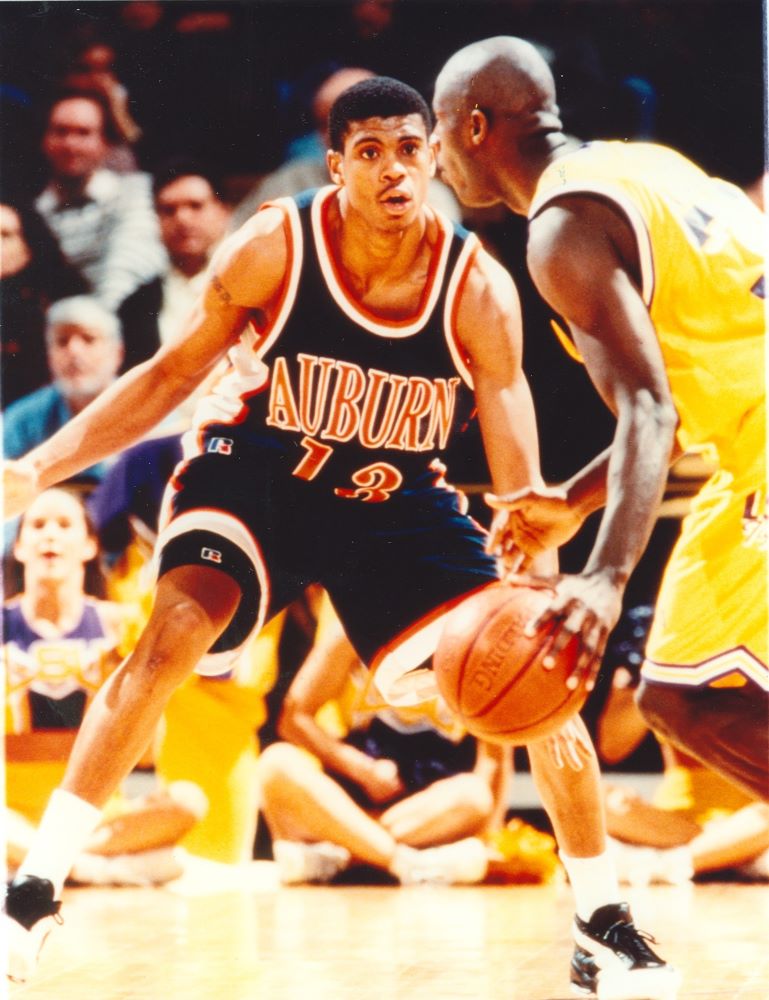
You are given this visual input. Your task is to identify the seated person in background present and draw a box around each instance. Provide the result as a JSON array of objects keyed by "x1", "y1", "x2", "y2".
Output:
[
  {"x1": 596, "y1": 607, "x2": 769, "y2": 884},
  {"x1": 4, "y1": 488, "x2": 206, "y2": 886},
  {"x1": 119, "y1": 158, "x2": 232, "y2": 373},
  {"x1": 88, "y1": 432, "x2": 184, "y2": 566},
  {"x1": 0, "y1": 202, "x2": 90, "y2": 406},
  {"x1": 259, "y1": 591, "x2": 509, "y2": 885},
  {"x1": 230, "y1": 66, "x2": 461, "y2": 230},
  {"x1": 35, "y1": 90, "x2": 166, "y2": 311},
  {"x1": 58, "y1": 39, "x2": 143, "y2": 174},
  {"x1": 3, "y1": 296, "x2": 124, "y2": 486}
]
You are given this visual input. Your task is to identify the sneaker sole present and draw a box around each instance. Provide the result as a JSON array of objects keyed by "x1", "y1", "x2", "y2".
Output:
[
  {"x1": 587, "y1": 964, "x2": 682, "y2": 1000},
  {"x1": 5, "y1": 913, "x2": 58, "y2": 983}
]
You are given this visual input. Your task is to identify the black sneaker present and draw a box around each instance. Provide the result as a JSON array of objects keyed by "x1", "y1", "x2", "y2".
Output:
[
  {"x1": 571, "y1": 902, "x2": 681, "y2": 999},
  {"x1": 3, "y1": 875, "x2": 63, "y2": 982}
]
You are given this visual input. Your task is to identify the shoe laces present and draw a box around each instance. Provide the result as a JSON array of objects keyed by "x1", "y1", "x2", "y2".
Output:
[{"x1": 605, "y1": 918, "x2": 662, "y2": 965}]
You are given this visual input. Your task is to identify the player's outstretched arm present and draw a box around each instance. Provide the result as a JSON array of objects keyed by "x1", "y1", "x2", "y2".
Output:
[
  {"x1": 277, "y1": 610, "x2": 405, "y2": 804},
  {"x1": 2, "y1": 208, "x2": 290, "y2": 521}
]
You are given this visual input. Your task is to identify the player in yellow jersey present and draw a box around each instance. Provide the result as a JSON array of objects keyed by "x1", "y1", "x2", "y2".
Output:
[{"x1": 433, "y1": 35, "x2": 766, "y2": 996}]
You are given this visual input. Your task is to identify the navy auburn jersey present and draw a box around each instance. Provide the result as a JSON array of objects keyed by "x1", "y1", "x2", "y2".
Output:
[{"x1": 185, "y1": 186, "x2": 481, "y2": 503}]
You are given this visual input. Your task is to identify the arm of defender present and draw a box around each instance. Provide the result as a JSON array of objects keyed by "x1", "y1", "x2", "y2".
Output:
[
  {"x1": 277, "y1": 609, "x2": 406, "y2": 803},
  {"x1": 454, "y1": 245, "x2": 557, "y2": 577},
  {"x1": 3, "y1": 208, "x2": 290, "y2": 520}
]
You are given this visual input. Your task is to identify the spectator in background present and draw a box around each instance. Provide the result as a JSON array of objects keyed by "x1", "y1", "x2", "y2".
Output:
[
  {"x1": 35, "y1": 91, "x2": 165, "y2": 311},
  {"x1": 119, "y1": 159, "x2": 231, "y2": 372},
  {"x1": 59, "y1": 39, "x2": 142, "y2": 174},
  {"x1": 4, "y1": 296, "x2": 123, "y2": 486},
  {"x1": 231, "y1": 66, "x2": 460, "y2": 229},
  {"x1": 259, "y1": 592, "x2": 507, "y2": 886},
  {"x1": 4, "y1": 487, "x2": 206, "y2": 886},
  {"x1": 1, "y1": 202, "x2": 89, "y2": 406},
  {"x1": 594, "y1": 606, "x2": 769, "y2": 884},
  {"x1": 233, "y1": 67, "x2": 374, "y2": 227}
]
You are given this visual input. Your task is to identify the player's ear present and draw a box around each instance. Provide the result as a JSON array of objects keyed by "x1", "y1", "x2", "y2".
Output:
[
  {"x1": 327, "y1": 149, "x2": 344, "y2": 186},
  {"x1": 469, "y1": 107, "x2": 490, "y2": 147},
  {"x1": 427, "y1": 140, "x2": 437, "y2": 178}
]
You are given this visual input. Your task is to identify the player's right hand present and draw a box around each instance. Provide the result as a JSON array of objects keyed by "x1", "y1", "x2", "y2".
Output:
[
  {"x1": 484, "y1": 485, "x2": 585, "y2": 569},
  {"x1": 3, "y1": 460, "x2": 40, "y2": 520},
  {"x1": 362, "y1": 757, "x2": 405, "y2": 803}
]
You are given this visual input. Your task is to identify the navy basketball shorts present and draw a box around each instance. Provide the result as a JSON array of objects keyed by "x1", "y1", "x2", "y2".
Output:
[{"x1": 155, "y1": 446, "x2": 499, "y2": 689}]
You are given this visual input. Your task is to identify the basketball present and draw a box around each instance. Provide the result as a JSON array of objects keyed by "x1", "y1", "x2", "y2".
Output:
[{"x1": 434, "y1": 582, "x2": 588, "y2": 745}]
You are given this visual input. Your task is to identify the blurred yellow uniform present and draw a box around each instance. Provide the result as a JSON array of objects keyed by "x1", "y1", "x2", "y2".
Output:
[
  {"x1": 4, "y1": 597, "x2": 133, "y2": 823},
  {"x1": 155, "y1": 614, "x2": 284, "y2": 863},
  {"x1": 531, "y1": 141, "x2": 767, "y2": 690}
]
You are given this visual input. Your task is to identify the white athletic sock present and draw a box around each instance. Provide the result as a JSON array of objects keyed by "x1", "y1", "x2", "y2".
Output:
[
  {"x1": 560, "y1": 850, "x2": 623, "y2": 922},
  {"x1": 19, "y1": 789, "x2": 103, "y2": 898}
]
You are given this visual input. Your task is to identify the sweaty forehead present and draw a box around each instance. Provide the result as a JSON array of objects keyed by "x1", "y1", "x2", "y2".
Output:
[{"x1": 344, "y1": 113, "x2": 428, "y2": 145}]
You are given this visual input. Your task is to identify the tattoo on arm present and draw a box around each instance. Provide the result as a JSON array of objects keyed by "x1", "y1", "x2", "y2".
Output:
[{"x1": 212, "y1": 275, "x2": 233, "y2": 306}]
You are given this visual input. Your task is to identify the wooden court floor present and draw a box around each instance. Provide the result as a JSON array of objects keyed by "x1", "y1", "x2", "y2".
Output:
[{"x1": 7, "y1": 860, "x2": 769, "y2": 1000}]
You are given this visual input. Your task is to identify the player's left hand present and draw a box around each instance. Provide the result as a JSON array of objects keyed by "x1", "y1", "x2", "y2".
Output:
[
  {"x1": 484, "y1": 486, "x2": 584, "y2": 572},
  {"x1": 522, "y1": 570, "x2": 625, "y2": 691},
  {"x1": 3, "y1": 459, "x2": 40, "y2": 521},
  {"x1": 540, "y1": 716, "x2": 594, "y2": 771}
]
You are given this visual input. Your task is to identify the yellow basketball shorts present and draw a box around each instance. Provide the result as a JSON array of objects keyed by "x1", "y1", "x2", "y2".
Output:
[{"x1": 643, "y1": 405, "x2": 767, "y2": 690}]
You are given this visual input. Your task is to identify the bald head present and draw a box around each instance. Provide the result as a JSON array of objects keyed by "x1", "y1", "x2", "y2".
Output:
[
  {"x1": 432, "y1": 37, "x2": 569, "y2": 214},
  {"x1": 435, "y1": 36, "x2": 561, "y2": 136}
]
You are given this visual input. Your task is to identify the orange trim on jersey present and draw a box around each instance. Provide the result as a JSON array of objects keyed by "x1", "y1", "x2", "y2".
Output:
[
  {"x1": 444, "y1": 237, "x2": 479, "y2": 387},
  {"x1": 249, "y1": 199, "x2": 300, "y2": 354},
  {"x1": 312, "y1": 186, "x2": 453, "y2": 337}
]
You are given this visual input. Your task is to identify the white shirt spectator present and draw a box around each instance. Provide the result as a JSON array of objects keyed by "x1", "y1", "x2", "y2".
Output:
[
  {"x1": 36, "y1": 169, "x2": 167, "y2": 311},
  {"x1": 157, "y1": 265, "x2": 208, "y2": 347}
]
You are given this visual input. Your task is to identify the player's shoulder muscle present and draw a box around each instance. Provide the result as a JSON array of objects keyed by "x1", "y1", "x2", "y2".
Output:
[
  {"x1": 527, "y1": 197, "x2": 629, "y2": 321},
  {"x1": 209, "y1": 204, "x2": 290, "y2": 310},
  {"x1": 456, "y1": 244, "x2": 522, "y2": 365}
]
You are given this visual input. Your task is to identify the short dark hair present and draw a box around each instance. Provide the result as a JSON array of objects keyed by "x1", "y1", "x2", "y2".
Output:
[
  {"x1": 328, "y1": 76, "x2": 432, "y2": 152},
  {"x1": 47, "y1": 88, "x2": 119, "y2": 145},
  {"x1": 152, "y1": 157, "x2": 225, "y2": 202}
]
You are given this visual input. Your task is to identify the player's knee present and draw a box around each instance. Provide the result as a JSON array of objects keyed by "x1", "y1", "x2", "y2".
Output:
[
  {"x1": 257, "y1": 743, "x2": 312, "y2": 801},
  {"x1": 446, "y1": 773, "x2": 495, "y2": 825},
  {"x1": 142, "y1": 597, "x2": 230, "y2": 681},
  {"x1": 636, "y1": 679, "x2": 695, "y2": 745}
]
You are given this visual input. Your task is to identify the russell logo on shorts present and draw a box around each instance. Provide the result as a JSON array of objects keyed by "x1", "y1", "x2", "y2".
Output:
[
  {"x1": 207, "y1": 437, "x2": 234, "y2": 455},
  {"x1": 201, "y1": 547, "x2": 223, "y2": 564}
]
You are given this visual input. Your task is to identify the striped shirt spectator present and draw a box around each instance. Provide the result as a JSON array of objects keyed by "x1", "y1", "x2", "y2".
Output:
[{"x1": 34, "y1": 93, "x2": 166, "y2": 311}]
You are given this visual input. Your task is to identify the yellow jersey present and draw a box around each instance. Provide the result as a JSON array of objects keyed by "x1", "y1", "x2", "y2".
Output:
[{"x1": 529, "y1": 141, "x2": 766, "y2": 456}]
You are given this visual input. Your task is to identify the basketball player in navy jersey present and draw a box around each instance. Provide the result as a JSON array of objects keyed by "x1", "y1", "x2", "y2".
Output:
[{"x1": 3, "y1": 78, "x2": 673, "y2": 997}]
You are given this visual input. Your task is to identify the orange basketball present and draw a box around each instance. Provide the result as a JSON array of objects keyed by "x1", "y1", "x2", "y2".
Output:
[{"x1": 434, "y1": 581, "x2": 588, "y2": 745}]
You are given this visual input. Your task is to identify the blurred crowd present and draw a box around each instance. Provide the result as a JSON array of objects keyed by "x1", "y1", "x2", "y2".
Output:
[{"x1": 2, "y1": 0, "x2": 766, "y2": 886}]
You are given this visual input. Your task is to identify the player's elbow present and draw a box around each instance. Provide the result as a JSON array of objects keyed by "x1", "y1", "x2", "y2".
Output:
[
  {"x1": 627, "y1": 387, "x2": 679, "y2": 454},
  {"x1": 275, "y1": 697, "x2": 308, "y2": 744}
]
